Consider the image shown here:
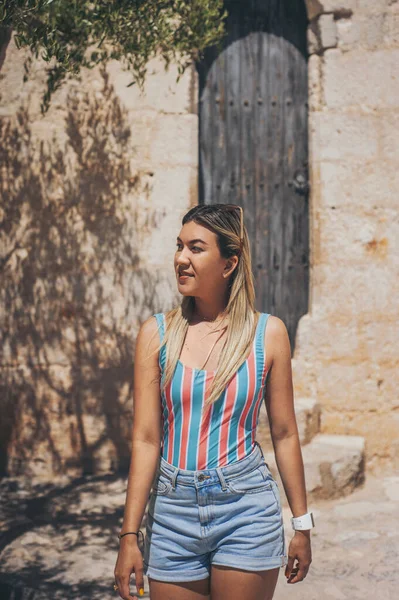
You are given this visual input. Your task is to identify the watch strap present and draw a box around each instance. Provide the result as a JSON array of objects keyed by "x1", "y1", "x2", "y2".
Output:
[{"x1": 291, "y1": 512, "x2": 315, "y2": 530}]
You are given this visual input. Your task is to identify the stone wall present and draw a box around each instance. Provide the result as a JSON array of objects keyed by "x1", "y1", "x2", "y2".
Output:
[
  {"x1": 292, "y1": 0, "x2": 399, "y2": 473},
  {"x1": 0, "y1": 37, "x2": 197, "y2": 478},
  {"x1": 1, "y1": 0, "x2": 398, "y2": 478}
]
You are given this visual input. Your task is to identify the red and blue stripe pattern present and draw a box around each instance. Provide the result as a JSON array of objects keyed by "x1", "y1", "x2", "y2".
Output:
[{"x1": 154, "y1": 312, "x2": 270, "y2": 470}]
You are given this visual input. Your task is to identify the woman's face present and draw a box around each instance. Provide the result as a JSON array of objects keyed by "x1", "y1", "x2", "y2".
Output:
[{"x1": 174, "y1": 221, "x2": 236, "y2": 298}]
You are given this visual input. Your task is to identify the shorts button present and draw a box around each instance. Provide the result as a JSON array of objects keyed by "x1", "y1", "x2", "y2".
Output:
[{"x1": 198, "y1": 474, "x2": 205, "y2": 481}]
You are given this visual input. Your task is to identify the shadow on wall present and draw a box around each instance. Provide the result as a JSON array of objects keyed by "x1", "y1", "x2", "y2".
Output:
[{"x1": 0, "y1": 68, "x2": 170, "y2": 479}]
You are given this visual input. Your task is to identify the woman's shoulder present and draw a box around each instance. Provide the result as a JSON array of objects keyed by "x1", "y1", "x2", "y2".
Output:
[
  {"x1": 157, "y1": 308, "x2": 181, "y2": 324},
  {"x1": 135, "y1": 314, "x2": 162, "y2": 359},
  {"x1": 260, "y1": 313, "x2": 290, "y2": 355},
  {"x1": 255, "y1": 311, "x2": 289, "y2": 344},
  {"x1": 150, "y1": 310, "x2": 176, "y2": 334}
]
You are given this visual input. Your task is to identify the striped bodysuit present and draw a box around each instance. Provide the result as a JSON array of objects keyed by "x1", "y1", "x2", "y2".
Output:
[{"x1": 153, "y1": 312, "x2": 271, "y2": 470}]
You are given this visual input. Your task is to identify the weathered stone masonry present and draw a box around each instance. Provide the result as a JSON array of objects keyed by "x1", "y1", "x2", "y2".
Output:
[{"x1": 0, "y1": 0, "x2": 397, "y2": 479}]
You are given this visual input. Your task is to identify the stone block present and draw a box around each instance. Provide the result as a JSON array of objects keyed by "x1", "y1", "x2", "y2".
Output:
[
  {"x1": 257, "y1": 397, "x2": 321, "y2": 448},
  {"x1": 319, "y1": 357, "x2": 398, "y2": 413},
  {"x1": 150, "y1": 166, "x2": 198, "y2": 211},
  {"x1": 322, "y1": 411, "x2": 399, "y2": 470},
  {"x1": 124, "y1": 110, "x2": 158, "y2": 168},
  {"x1": 135, "y1": 164, "x2": 197, "y2": 269},
  {"x1": 324, "y1": 48, "x2": 399, "y2": 108},
  {"x1": 308, "y1": 54, "x2": 323, "y2": 111},
  {"x1": 264, "y1": 433, "x2": 365, "y2": 500},
  {"x1": 316, "y1": 205, "x2": 398, "y2": 266},
  {"x1": 319, "y1": 13, "x2": 338, "y2": 49},
  {"x1": 309, "y1": 316, "x2": 392, "y2": 372},
  {"x1": 317, "y1": 1, "x2": 357, "y2": 14},
  {"x1": 383, "y1": 4, "x2": 399, "y2": 47},
  {"x1": 295, "y1": 398, "x2": 321, "y2": 444},
  {"x1": 380, "y1": 109, "x2": 399, "y2": 157},
  {"x1": 106, "y1": 56, "x2": 197, "y2": 115},
  {"x1": 144, "y1": 204, "x2": 192, "y2": 268},
  {"x1": 311, "y1": 110, "x2": 379, "y2": 160},
  {"x1": 305, "y1": 0, "x2": 324, "y2": 21},
  {"x1": 364, "y1": 13, "x2": 386, "y2": 48},
  {"x1": 0, "y1": 37, "x2": 28, "y2": 117},
  {"x1": 150, "y1": 114, "x2": 198, "y2": 168},
  {"x1": 318, "y1": 159, "x2": 399, "y2": 210},
  {"x1": 2, "y1": 364, "x2": 134, "y2": 478},
  {"x1": 338, "y1": 13, "x2": 387, "y2": 51},
  {"x1": 313, "y1": 261, "x2": 399, "y2": 317},
  {"x1": 366, "y1": 365, "x2": 399, "y2": 411},
  {"x1": 304, "y1": 434, "x2": 365, "y2": 499},
  {"x1": 292, "y1": 310, "x2": 399, "y2": 425},
  {"x1": 336, "y1": 17, "x2": 361, "y2": 50},
  {"x1": 307, "y1": 24, "x2": 321, "y2": 55},
  {"x1": 383, "y1": 476, "x2": 399, "y2": 503},
  {"x1": 357, "y1": 0, "x2": 390, "y2": 13}
]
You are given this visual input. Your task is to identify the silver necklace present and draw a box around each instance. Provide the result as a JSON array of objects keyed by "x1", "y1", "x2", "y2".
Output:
[{"x1": 195, "y1": 312, "x2": 228, "y2": 332}]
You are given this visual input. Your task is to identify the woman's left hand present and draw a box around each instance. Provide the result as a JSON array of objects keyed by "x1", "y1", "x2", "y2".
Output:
[{"x1": 285, "y1": 531, "x2": 312, "y2": 584}]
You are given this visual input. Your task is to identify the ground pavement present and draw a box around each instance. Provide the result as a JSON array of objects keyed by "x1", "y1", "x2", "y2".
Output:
[
  {"x1": 274, "y1": 471, "x2": 398, "y2": 600},
  {"x1": 0, "y1": 469, "x2": 397, "y2": 599}
]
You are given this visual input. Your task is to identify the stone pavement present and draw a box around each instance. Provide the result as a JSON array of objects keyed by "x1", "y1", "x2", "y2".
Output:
[
  {"x1": 275, "y1": 471, "x2": 399, "y2": 600},
  {"x1": 0, "y1": 470, "x2": 397, "y2": 599}
]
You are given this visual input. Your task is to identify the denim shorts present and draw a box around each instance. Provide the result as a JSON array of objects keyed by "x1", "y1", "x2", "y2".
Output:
[{"x1": 143, "y1": 441, "x2": 288, "y2": 582}]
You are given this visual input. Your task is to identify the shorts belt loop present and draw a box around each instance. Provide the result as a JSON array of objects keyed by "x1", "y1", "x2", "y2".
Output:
[
  {"x1": 171, "y1": 468, "x2": 178, "y2": 489},
  {"x1": 255, "y1": 440, "x2": 265, "y2": 459},
  {"x1": 216, "y1": 467, "x2": 228, "y2": 491}
]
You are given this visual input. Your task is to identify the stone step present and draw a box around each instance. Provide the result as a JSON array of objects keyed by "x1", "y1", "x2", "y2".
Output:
[
  {"x1": 263, "y1": 433, "x2": 366, "y2": 503},
  {"x1": 294, "y1": 397, "x2": 321, "y2": 445},
  {"x1": 257, "y1": 396, "x2": 321, "y2": 447}
]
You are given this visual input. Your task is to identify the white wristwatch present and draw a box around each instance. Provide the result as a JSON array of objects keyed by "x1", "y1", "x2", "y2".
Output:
[{"x1": 291, "y1": 512, "x2": 315, "y2": 531}]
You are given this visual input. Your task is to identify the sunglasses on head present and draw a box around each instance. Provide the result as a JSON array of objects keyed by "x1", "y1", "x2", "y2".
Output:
[{"x1": 221, "y1": 204, "x2": 244, "y2": 252}]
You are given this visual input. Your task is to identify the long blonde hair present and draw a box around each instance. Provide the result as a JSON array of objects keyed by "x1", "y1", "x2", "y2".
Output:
[{"x1": 153, "y1": 204, "x2": 259, "y2": 411}]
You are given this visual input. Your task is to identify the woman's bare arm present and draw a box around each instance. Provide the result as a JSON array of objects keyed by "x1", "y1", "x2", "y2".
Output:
[
  {"x1": 263, "y1": 315, "x2": 312, "y2": 584},
  {"x1": 114, "y1": 316, "x2": 163, "y2": 599},
  {"x1": 264, "y1": 315, "x2": 308, "y2": 520},
  {"x1": 120, "y1": 315, "x2": 163, "y2": 537}
]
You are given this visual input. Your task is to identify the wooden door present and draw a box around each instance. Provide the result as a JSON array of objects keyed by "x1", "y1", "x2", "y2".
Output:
[{"x1": 197, "y1": 0, "x2": 309, "y2": 352}]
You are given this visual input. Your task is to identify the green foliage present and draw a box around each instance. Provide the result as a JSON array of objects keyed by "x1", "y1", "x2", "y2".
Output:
[{"x1": 1, "y1": 0, "x2": 226, "y2": 113}]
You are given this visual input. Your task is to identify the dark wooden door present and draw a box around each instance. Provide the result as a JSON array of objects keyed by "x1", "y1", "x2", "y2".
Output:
[{"x1": 197, "y1": 0, "x2": 309, "y2": 353}]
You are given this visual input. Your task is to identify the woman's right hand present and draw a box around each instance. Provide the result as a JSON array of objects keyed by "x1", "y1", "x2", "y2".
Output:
[{"x1": 114, "y1": 538, "x2": 145, "y2": 600}]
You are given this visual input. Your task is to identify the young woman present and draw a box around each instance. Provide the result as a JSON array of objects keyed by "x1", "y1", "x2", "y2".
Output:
[{"x1": 114, "y1": 203, "x2": 313, "y2": 600}]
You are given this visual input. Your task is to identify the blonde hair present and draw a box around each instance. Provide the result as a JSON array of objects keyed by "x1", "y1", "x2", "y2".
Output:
[{"x1": 152, "y1": 204, "x2": 259, "y2": 411}]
